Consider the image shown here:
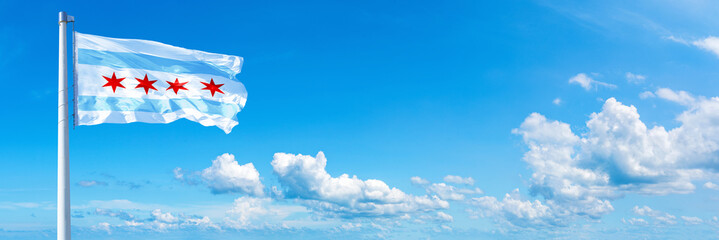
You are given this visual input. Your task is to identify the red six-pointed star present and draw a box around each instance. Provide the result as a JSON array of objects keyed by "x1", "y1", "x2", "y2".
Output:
[
  {"x1": 135, "y1": 74, "x2": 158, "y2": 94},
  {"x1": 166, "y1": 78, "x2": 189, "y2": 94},
  {"x1": 102, "y1": 72, "x2": 125, "y2": 93},
  {"x1": 200, "y1": 78, "x2": 224, "y2": 96}
]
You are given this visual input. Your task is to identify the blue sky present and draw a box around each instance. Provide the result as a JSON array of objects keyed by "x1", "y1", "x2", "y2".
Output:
[{"x1": 2, "y1": 0, "x2": 719, "y2": 239}]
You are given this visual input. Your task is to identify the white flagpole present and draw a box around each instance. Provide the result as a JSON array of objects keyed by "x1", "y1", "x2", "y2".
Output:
[{"x1": 58, "y1": 11, "x2": 72, "y2": 240}]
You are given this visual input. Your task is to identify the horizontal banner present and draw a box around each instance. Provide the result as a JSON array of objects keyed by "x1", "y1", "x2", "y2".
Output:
[
  {"x1": 77, "y1": 96, "x2": 240, "y2": 118},
  {"x1": 78, "y1": 49, "x2": 236, "y2": 78}
]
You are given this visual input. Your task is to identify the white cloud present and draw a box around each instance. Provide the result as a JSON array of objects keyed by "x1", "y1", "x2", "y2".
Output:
[
  {"x1": 440, "y1": 225, "x2": 452, "y2": 231},
  {"x1": 223, "y1": 196, "x2": 308, "y2": 230},
  {"x1": 224, "y1": 196, "x2": 271, "y2": 229},
  {"x1": 470, "y1": 189, "x2": 560, "y2": 228},
  {"x1": 184, "y1": 216, "x2": 218, "y2": 229},
  {"x1": 516, "y1": 96, "x2": 719, "y2": 196},
  {"x1": 681, "y1": 216, "x2": 703, "y2": 225},
  {"x1": 93, "y1": 222, "x2": 111, "y2": 234},
  {"x1": 666, "y1": 35, "x2": 689, "y2": 45},
  {"x1": 77, "y1": 180, "x2": 108, "y2": 187},
  {"x1": 703, "y1": 182, "x2": 719, "y2": 190},
  {"x1": 669, "y1": 36, "x2": 719, "y2": 59},
  {"x1": 339, "y1": 222, "x2": 362, "y2": 231},
  {"x1": 693, "y1": 36, "x2": 719, "y2": 58},
  {"x1": 655, "y1": 88, "x2": 696, "y2": 106},
  {"x1": 569, "y1": 73, "x2": 616, "y2": 91},
  {"x1": 151, "y1": 209, "x2": 178, "y2": 223},
  {"x1": 124, "y1": 220, "x2": 144, "y2": 227},
  {"x1": 271, "y1": 152, "x2": 449, "y2": 218},
  {"x1": 626, "y1": 72, "x2": 646, "y2": 84},
  {"x1": 631, "y1": 205, "x2": 653, "y2": 216},
  {"x1": 553, "y1": 98, "x2": 561, "y2": 105},
  {"x1": 485, "y1": 94, "x2": 719, "y2": 227},
  {"x1": 710, "y1": 216, "x2": 719, "y2": 227},
  {"x1": 424, "y1": 183, "x2": 483, "y2": 201},
  {"x1": 639, "y1": 91, "x2": 655, "y2": 99},
  {"x1": 632, "y1": 206, "x2": 677, "y2": 225},
  {"x1": 410, "y1": 176, "x2": 429, "y2": 185},
  {"x1": 443, "y1": 175, "x2": 475, "y2": 185},
  {"x1": 436, "y1": 211, "x2": 454, "y2": 222},
  {"x1": 419, "y1": 211, "x2": 454, "y2": 223},
  {"x1": 88, "y1": 207, "x2": 220, "y2": 232},
  {"x1": 622, "y1": 217, "x2": 648, "y2": 226},
  {"x1": 93, "y1": 208, "x2": 135, "y2": 221},
  {"x1": 426, "y1": 183, "x2": 466, "y2": 201},
  {"x1": 201, "y1": 153, "x2": 265, "y2": 196},
  {"x1": 173, "y1": 167, "x2": 185, "y2": 181}
]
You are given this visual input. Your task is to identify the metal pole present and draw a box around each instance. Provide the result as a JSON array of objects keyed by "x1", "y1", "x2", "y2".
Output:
[{"x1": 58, "y1": 11, "x2": 71, "y2": 240}]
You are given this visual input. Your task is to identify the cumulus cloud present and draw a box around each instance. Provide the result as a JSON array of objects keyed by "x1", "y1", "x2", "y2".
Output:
[
  {"x1": 424, "y1": 183, "x2": 483, "y2": 201},
  {"x1": 271, "y1": 152, "x2": 449, "y2": 218},
  {"x1": 469, "y1": 189, "x2": 560, "y2": 228},
  {"x1": 626, "y1": 72, "x2": 646, "y2": 84},
  {"x1": 435, "y1": 211, "x2": 454, "y2": 222},
  {"x1": 201, "y1": 153, "x2": 265, "y2": 196},
  {"x1": 151, "y1": 209, "x2": 178, "y2": 223},
  {"x1": 339, "y1": 222, "x2": 363, "y2": 231},
  {"x1": 124, "y1": 220, "x2": 143, "y2": 227},
  {"x1": 693, "y1": 36, "x2": 719, "y2": 58},
  {"x1": 553, "y1": 98, "x2": 561, "y2": 105},
  {"x1": 519, "y1": 96, "x2": 719, "y2": 194},
  {"x1": 477, "y1": 93, "x2": 719, "y2": 228},
  {"x1": 93, "y1": 222, "x2": 111, "y2": 234},
  {"x1": 411, "y1": 176, "x2": 483, "y2": 201},
  {"x1": 568, "y1": 73, "x2": 616, "y2": 90},
  {"x1": 224, "y1": 196, "x2": 271, "y2": 229},
  {"x1": 223, "y1": 196, "x2": 308, "y2": 230},
  {"x1": 632, "y1": 206, "x2": 677, "y2": 225},
  {"x1": 443, "y1": 175, "x2": 475, "y2": 185},
  {"x1": 86, "y1": 207, "x2": 219, "y2": 232},
  {"x1": 703, "y1": 182, "x2": 719, "y2": 190}
]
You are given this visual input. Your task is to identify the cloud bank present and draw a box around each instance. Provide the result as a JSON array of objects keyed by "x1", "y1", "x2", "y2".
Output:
[
  {"x1": 271, "y1": 152, "x2": 449, "y2": 218},
  {"x1": 199, "y1": 154, "x2": 265, "y2": 196},
  {"x1": 476, "y1": 92, "x2": 719, "y2": 227}
]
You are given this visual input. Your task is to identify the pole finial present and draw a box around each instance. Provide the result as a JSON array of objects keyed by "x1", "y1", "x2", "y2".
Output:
[{"x1": 59, "y1": 12, "x2": 73, "y2": 23}]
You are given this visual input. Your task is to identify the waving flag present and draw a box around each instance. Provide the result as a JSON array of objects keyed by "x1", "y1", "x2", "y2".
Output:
[{"x1": 73, "y1": 32, "x2": 246, "y2": 133}]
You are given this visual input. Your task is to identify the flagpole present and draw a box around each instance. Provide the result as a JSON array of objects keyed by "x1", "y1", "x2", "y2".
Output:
[{"x1": 58, "y1": 11, "x2": 71, "y2": 240}]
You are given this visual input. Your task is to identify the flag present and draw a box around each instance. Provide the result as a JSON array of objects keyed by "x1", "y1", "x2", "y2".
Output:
[{"x1": 73, "y1": 32, "x2": 246, "y2": 133}]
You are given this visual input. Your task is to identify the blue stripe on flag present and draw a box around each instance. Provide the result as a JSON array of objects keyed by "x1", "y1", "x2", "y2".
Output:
[
  {"x1": 77, "y1": 49, "x2": 237, "y2": 78},
  {"x1": 77, "y1": 96, "x2": 240, "y2": 118}
]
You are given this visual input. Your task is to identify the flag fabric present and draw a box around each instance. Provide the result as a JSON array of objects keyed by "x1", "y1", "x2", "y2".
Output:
[{"x1": 73, "y1": 32, "x2": 246, "y2": 133}]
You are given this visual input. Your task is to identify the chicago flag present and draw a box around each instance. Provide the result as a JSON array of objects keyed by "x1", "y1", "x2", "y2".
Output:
[{"x1": 74, "y1": 32, "x2": 246, "y2": 133}]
